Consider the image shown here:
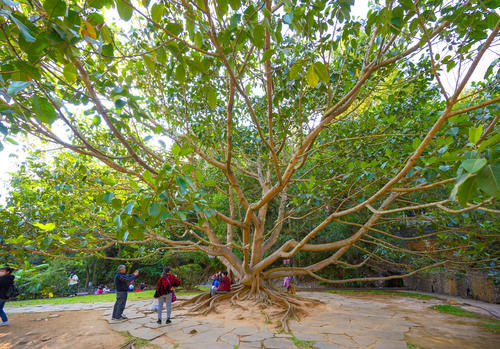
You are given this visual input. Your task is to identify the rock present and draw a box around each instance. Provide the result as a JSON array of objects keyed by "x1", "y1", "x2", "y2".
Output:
[{"x1": 48, "y1": 314, "x2": 60, "y2": 318}]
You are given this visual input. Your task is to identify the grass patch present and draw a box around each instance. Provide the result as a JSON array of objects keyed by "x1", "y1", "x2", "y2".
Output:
[
  {"x1": 7, "y1": 286, "x2": 210, "y2": 307},
  {"x1": 480, "y1": 321, "x2": 500, "y2": 334},
  {"x1": 430, "y1": 304, "x2": 500, "y2": 333},
  {"x1": 326, "y1": 290, "x2": 437, "y2": 300},
  {"x1": 290, "y1": 336, "x2": 316, "y2": 349},
  {"x1": 407, "y1": 342, "x2": 422, "y2": 349},
  {"x1": 120, "y1": 332, "x2": 159, "y2": 348},
  {"x1": 429, "y1": 304, "x2": 482, "y2": 319}
]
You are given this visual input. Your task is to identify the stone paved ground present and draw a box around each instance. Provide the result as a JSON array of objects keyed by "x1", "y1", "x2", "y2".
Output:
[{"x1": 7, "y1": 292, "x2": 500, "y2": 348}]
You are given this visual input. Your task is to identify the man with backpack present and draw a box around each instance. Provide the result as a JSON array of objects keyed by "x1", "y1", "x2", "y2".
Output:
[{"x1": 0, "y1": 266, "x2": 15, "y2": 326}]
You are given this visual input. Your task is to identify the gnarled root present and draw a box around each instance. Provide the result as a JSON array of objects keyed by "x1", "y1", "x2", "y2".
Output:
[{"x1": 179, "y1": 285, "x2": 321, "y2": 332}]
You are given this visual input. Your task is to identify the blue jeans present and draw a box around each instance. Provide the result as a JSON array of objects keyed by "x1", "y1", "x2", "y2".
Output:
[
  {"x1": 157, "y1": 293, "x2": 172, "y2": 320},
  {"x1": 0, "y1": 299, "x2": 7, "y2": 322}
]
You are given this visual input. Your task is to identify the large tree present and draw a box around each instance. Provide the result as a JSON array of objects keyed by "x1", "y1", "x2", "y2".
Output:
[{"x1": 1, "y1": 0, "x2": 499, "y2": 327}]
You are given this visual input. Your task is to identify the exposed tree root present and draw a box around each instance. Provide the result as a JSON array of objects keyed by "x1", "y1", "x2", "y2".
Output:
[{"x1": 180, "y1": 284, "x2": 321, "y2": 332}]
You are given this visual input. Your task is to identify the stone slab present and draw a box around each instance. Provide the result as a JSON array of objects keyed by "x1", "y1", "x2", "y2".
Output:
[
  {"x1": 352, "y1": 335, "x2": 377, "y2": 346},
  {"x1": 109, "y1": 321, "x2": 142, "y2": 332},
  {"x1": 128, "y1": 327, "x2": 164, "y2": 341},
  {"x1": 294, "y1": 333, "x2": 327, "y2": 342},
  {"x1": 314, "y1": 342, "x2": 342, "y2": 349},
  {"x1": 239, "y1": 342, "x2": 263, "y2": 349},
  {"x1": 373, "y1": 340, "x2": 407, "y2": 349},
  {"x1": 263, "y1": 338, "x2": 297, "y2": 349},
  {"x1": 219, "y1": 333, "x2": 239, "y2": 346},
  {"x1": 327, "y1": 334, "x2": 356, "y2": 347},
  {"x1": 233, "y1": 326, "x2": 259, "y2": 336},
  {"x1": 241, "y1": 331, "x2": 274, "y2": 342}
]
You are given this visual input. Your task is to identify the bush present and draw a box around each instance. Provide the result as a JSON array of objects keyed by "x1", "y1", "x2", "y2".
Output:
[{"x1": 174, "y1": 264, "x2": 203, "y2": 289}]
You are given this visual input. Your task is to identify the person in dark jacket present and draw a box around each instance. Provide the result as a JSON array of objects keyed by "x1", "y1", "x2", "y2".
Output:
[
  {"x1": 0, "y1": 266, "x2": 15, "y2": 326},
  {"x1": 111, "y1": 265, "x2": 139, "y2": 321},
  {"x1": 154, "y1": 266, "x2": 180, "y2": 324}
]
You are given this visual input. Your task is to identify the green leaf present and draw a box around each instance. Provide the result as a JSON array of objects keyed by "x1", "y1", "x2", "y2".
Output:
[
  {"x1": 149, "y1": 202, "x2": 162, "y2": 216},
  {"x1": 228, "y1": 0, "x2": 240, "y2": 10},
  {"x1": 306, "y1": 66, "x2": 319, "y2": 88},
  {"x1": 461, "y1": 158, "x2": 487, "y2": 173},
  {"x1": 175, "y1": 64, "x2": 186, "y2": 84},
  {"x1": 195, "y1": 170, "x2": 204, "y2": 183},
  {"x1": 43, "y1": 0, "x2": 67, "y2": 18},
  {"x1": 172, "y1": 143, "x2": 181, "y2": 156},
  {"x1": 179, "y1": 144, "x2": 194, "y2": 156},
  {"x1": 63, "y1": 64, "x2": 78, "y2": 83},
  {"x1": 33, "y1": 222, "x2": 56, "y2": 232},
  {"x1": 478, "y1": 133, "x2": 500, "y2": 153},
  {"x1": 313, "y1": 62, "x2": 329, "y2": 83},
  {"x1": 116, "y1": 0, "x2": 133, "y2": 21},
  {"x1": 207, "y1": 87, "x2": 217, "y2": 109},
  {"x1": 5, "y1": 137, "x2": 18, "y2": 145},
  {"x1": 468, "y1": 125, "x2": 483, "y2": 145},
  {"x1": 143, "y1": 55, "x2": 155, "y2": 73},
  {"x1": 457, "y1": 176, "x2": 477, "y2": 207},
  {"x1": 176, "y1": 176, "x2": 187, "y2": 194},
  {"x1": 125, "y1": 201, "x2": 135, "y2": 215},
  {"x1": 7, "y1": 81, "x2": 31, "y2": 96},
  {"x1": 103, "y1": 192, "x2": 114, "y2": 204},
  {"x1": 111, "y1": 198, "x2": 122, "y2": 209},
  {"x1": 252, "y1": 24, "x2": 265, "y2": 48},
  {"x1": 115, "y1": 98, "x2": 127, "y2": 108},
  {"x1": 289, "y1": 63, "x2": 302, "y2": 80},
  {"x1": 10, "y1": 15, "x2": 36, "y2": 42},
  {"x1": 151, "y1": 4, "x2": 163, "y2": 23},
  {"x1": 262, "y1": 49, "x2": 275, "y2": 62},
  {"x1": 113, "y1": 215, "x2": 122, "y2": 229},
  {"x1": 476, "y1": 164, "x2": 500, "y2": 197},
  {"x1": 32, "y1": 95, "x2": 58, "y2": 124}
]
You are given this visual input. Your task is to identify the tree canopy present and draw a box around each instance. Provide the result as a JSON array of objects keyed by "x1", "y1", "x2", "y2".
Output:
[{"x1": 0, "y1": 0, "x2": 499, "y2": 324}]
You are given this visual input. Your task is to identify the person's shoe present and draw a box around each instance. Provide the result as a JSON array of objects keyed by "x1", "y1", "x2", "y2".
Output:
[
  {"x1": 165, "y1": 318, "x2": 171, "y2": 324},
  {"x1": 119, "y1": 316, "x2": 128, "y2": 320},
  {"x1": 0, "y1": 321, "x2": 10, "y2": 326},
  {"x1": 157, "y1": 319, "x2": 162, "y2": 324}
]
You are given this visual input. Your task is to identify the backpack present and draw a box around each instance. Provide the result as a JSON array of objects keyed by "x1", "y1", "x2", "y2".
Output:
[{"x1": 6, "y1": 283, "x2": 20, "y2": 300}]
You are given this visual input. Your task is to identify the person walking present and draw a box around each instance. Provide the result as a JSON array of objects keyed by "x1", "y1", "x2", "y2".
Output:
[
  {"x1": 112, "y1": 265, "x2": 139, "y2": 321},
  {"x1": 67, "y1": 270, "x2": 79, "y2": 296},
  {"x1": 0, "y1": 266, "x2": 15, "y2": 326},
  {"x1": 154, "y1": 266, "x2": 180, "y2": 324}
]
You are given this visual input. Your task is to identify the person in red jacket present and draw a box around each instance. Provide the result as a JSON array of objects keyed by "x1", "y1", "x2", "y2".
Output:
[
  {"x1": 154, "y1": 266, "x2": 180, "y2": 324},
  {"x1": 210, "y1": 271, "x2": 231, "y2": 296}
]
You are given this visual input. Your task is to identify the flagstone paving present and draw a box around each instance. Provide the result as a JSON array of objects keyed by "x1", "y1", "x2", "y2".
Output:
[{"x1": 7, "y1": 291, "x2": 500, "y2": 348}]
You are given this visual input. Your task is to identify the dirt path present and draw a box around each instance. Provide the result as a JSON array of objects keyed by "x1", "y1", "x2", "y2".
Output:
[{"x1": 0, "y1": 310, "x2": 126, "y2": 349}]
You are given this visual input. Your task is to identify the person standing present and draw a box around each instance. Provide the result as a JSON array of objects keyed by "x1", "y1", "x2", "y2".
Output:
[
  {"x1": 67, "y1": 270, "x2": 79, "y2": 296},
  {"x1": 112, "y1": 265, "x2": 139, "y2": 321},
  {"x1": 0, "y1": 266, "x2": 15, "y2": 326},
  {"x1": 154, "y1": 266, "x2": 180, "y2": 324}
]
